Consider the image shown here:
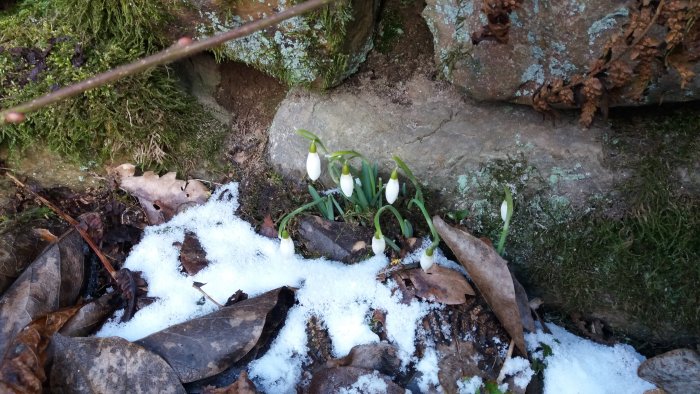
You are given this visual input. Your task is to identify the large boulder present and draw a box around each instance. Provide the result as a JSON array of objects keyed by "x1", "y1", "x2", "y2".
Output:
[
  {"x1": 422, "y1": 0, "x2": 699, "y2": 106},
  {"x1": 268, "y1": 73, "x2": 612, "y2": 209},
  {"x1": 176, "y1": 0, "x2": 380, "y2": 87}
]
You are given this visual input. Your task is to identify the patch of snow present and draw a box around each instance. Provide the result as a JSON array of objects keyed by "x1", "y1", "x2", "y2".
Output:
[
  {"x1": 416, "y1": 347, "x2": 441, "y2": 392},
  {"x1": 338, "y1": 371, "x2": 388, "y2": 394},
  {"x1": 96, "y1": 183, "x2": 448, "y2": 392},
  {"x1": 501, "y1": 356, "x2": 534, "y2": 389},
  {"x1": 457, "y1": 376, "x2": 483, "y2": 394},
  {"x1": 526, "y1": 323, "x2": 656, "y2": 394}
]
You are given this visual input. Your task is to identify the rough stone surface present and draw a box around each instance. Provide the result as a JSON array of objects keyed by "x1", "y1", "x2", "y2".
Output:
[
  {"x1": 268, "y1": 73, "x2": 612, "y2": 209},
  {"x1": 422, "y1": 0, "x2": 700, "y2": 105},
  {"x1": 176, "y1": 0, "x2": 380, "y2": 87},
  {"x1": 638, "y1": 349, "x2": 700, "y2": 394}
]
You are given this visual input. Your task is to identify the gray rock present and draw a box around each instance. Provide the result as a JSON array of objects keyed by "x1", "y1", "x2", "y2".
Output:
[
  {"x1": 176, "y1": 0, "x2": 380, "y2": 87},
  {"x1": 422, "y1": 0, "x2": 700, "y2": 105},
  {"x1": 638, "y1": 349, "x2": 700, "y2": 394},
  {"x1": 268, "y1": 73, "x2": 612, "y2": 209}
]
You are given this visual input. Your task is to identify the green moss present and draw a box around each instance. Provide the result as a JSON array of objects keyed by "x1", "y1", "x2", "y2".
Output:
[{"x1": 0, "y1": 0, "x2": 226, "y2": 171}]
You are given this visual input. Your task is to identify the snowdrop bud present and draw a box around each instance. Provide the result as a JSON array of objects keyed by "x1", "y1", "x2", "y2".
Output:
[
  {"x1": 306, "y1": 141, "x2": 321, "y2": 181},
  {"x1": 385, "y1": 168, "x2": 399, "y2": 204},
  {"x1": 340, "y1": 163, "x2": 354, "y2": 197},
  {"x1": 420, "y1": 249, "x2": 435, "y2": 271},
  {"x1": 371, "y1": 232, "x2": 386, "y2": 255},
  {"x1": 279, "y1": 231, "x2": 294, "y2": 257},
  {"x1": 501, "y1": 200, "x2": 508, "y2": 222}
]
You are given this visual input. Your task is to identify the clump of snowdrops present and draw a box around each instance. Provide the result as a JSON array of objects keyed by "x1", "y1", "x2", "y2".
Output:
[{"x1": 278, "y1": 129, "x2": 440, "y2": 270}]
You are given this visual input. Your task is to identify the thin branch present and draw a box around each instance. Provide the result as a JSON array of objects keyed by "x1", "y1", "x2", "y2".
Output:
[
  {"x1": 5, "y1": 172, "x2": 118, "y2": 278},
  {"x1": 1, "y1": 0, "x2": 334, "y2": 123}
]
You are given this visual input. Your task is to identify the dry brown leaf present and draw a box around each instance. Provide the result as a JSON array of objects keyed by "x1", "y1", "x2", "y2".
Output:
[
  {"x1": 49, "y1": 335, "x2": 185, "y2": 393},
  {"x1": 0, "y1": 306, "x2": 80, "y2": 394},
  {"x1": 136, "y1": 287, "x2": 295, "y2": 383},
  {"x1": 58, "y1": 293, "x2": 118, "y2": 337},
  {"x1": 433, "y1": 216, "x2": 527, "y2": 355},
  {"x1": 179, "y1": 231, "x2": 209, "y2": 275},
  {"x1": 203, "y1": 371, "x2": 259, "y2": 394},
  {"x1": 259, "y1": 215, "x2": 277, "y2": 239},
  {"x1": 309, "y1": 367, "x2": 405, "y2": 394},
  {"x1": 398, "y1": 265, "x2": 475, "y2": 305},
  {"x1": 0, "y1": 229, "x2": 84, "y2": 358},
  {"x1": 111, "y1": 163, "x2": 210, "y2": 225}
]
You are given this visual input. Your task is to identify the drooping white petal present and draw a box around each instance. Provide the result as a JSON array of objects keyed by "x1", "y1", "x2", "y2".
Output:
[
  {"x1": 501, "y1": 200, "x2": 508, "y2": 223},
  {"x1": 340, "y1": 173, "x2": 354, "y2": 197},
  {"x1": 306, "y1": 152, "x2": 321, "y2": 181},
  {"x1": 279, "y1": 236, "x2": 294, "y2": 257},
  {"x1": 420, "y1": 250, "x2": 434, "y2": 271},
  {"x1": 371, "y1": 235, "x2": 386, "y2": 255},
  {"x1": 385, "y1": 178, "x2": 399, "y2": 204}
]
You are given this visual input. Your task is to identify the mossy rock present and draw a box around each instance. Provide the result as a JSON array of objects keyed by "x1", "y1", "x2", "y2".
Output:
[
  {"x1": 0, "y1": 0, "x2": 228, "y2": 172},
  {"x1": 177, "y1": 0, "x2": 380, "y2": 88},
  {"x1": 459, "y1": 105, "x2": 700, "y2": 350}
]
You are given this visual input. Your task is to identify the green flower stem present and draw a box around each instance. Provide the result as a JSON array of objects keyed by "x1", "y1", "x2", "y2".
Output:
[
  {"x1": 374, "y1": 205, "x2": 410, "y2": 238},
  {"x1": 278, "y1": 198, "x2": 330, "y2": 238},
  {"x1": 296, "y1": 129, "x2": 327, "y2": 153},
  {"x1": 497, "y1": 221, "x2": 510, "y2": 255},
  {"x1": 497, "y1": 186, "x2": 514, "y2": 255},
  {"x1": 393, "y1": 155, "x2": 423, "y2": 203},
  {"x1": 408, "y1": 198, "x2": 440, "y2": 253}
]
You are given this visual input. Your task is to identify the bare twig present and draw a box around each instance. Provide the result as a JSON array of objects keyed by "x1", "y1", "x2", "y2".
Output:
[
  {"x1": 496, "y1": 338, "x2": 516, "y2": 384},
  {"x1": 1, "y1": 0, "x2": 334, "y2": 123},
  {"x1": 5, "y1": 172, "x2": 117, "y2": 278},
  {"x1": 192, "y1": 283, "x2": 223, "y2": 308}
]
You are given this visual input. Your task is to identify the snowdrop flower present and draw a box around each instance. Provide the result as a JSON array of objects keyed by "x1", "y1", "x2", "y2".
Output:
[
  {"x1": 501, "y1": 200, "x2": 508, "y2": 222},
  {"x1": 279, "y1": 230, "x2": 294, "y2": 257},
  {"x1": 371, "y1": 232, "x2": 386, "y2": 255},
  {"x1": 420, "y1": 249, "x2": 435, "y2": 271},
  {"x1": 306, "y1": 141, "x2": 321, "y2": 181},
  {"x1": 385, "y1": 168, "x2": 399, "y2": 204},
  {"x1": 340, "y1": 162, "x2": 354, "y2": 197}
]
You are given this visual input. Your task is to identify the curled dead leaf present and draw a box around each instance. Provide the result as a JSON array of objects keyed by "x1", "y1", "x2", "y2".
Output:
[
  {"x1": 433, "y1": 216, "x2": 528, "y2": 355},
  {"x1": 398, "y1": 265, "x2": 475, "y2": 305},
  {"x1": 111, "y1": 163, "x2": 210, "y2": 225}
]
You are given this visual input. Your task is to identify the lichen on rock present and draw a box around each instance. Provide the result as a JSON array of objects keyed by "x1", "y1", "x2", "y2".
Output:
[{"x1": 184, "y1": 0, "x2": 379, "y2": 88}]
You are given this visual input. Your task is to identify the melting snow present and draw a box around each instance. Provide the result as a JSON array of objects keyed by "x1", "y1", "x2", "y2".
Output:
[{"x1": 97, "y1": 182, "x2": 655, "y2": 393}]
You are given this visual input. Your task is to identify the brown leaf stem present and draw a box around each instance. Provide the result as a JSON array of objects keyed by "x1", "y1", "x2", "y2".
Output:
[
  {"x1": 0, "y1": 0, "x2": 334, "y2": 123},
  {"x1": 5, "y1": 173, "x2": 117, "y2": 279}
]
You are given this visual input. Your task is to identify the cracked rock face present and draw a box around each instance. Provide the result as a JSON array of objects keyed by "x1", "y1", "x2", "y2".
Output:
[{"x1": 267, "y1": 73, "x2": 612, "y2": 208}]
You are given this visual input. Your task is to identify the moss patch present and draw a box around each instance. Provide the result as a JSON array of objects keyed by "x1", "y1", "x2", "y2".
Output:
[
  {"x1": 0, "y1": 0, "x2": 227, "y2": 172},
  {"x1": 451, "y1": 107, "x2": 700, "y2": 347}
]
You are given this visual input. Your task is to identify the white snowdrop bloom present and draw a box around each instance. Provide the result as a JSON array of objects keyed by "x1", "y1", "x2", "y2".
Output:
[
  {"x1": 501, "y1": 200, "x2": 508, "y2": 222},
  {"x1": 385, "y1": 169, "x2": 399, "y2": 204},
  {"x1": 371, "y1": 233, "x2": 386, "y2": 255},
  {"x1": 279, "y1": 232, "x2": 294, "y2": 257},
  {"x1": 340, "y1": 163, "x2": 354, "y2": 198},
  {"x1": 420, "y1": 250, "x2": 435, "y2": 271},
  {"x1": 306, "y1": 142, "x2": 321, "y2": 181}
]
